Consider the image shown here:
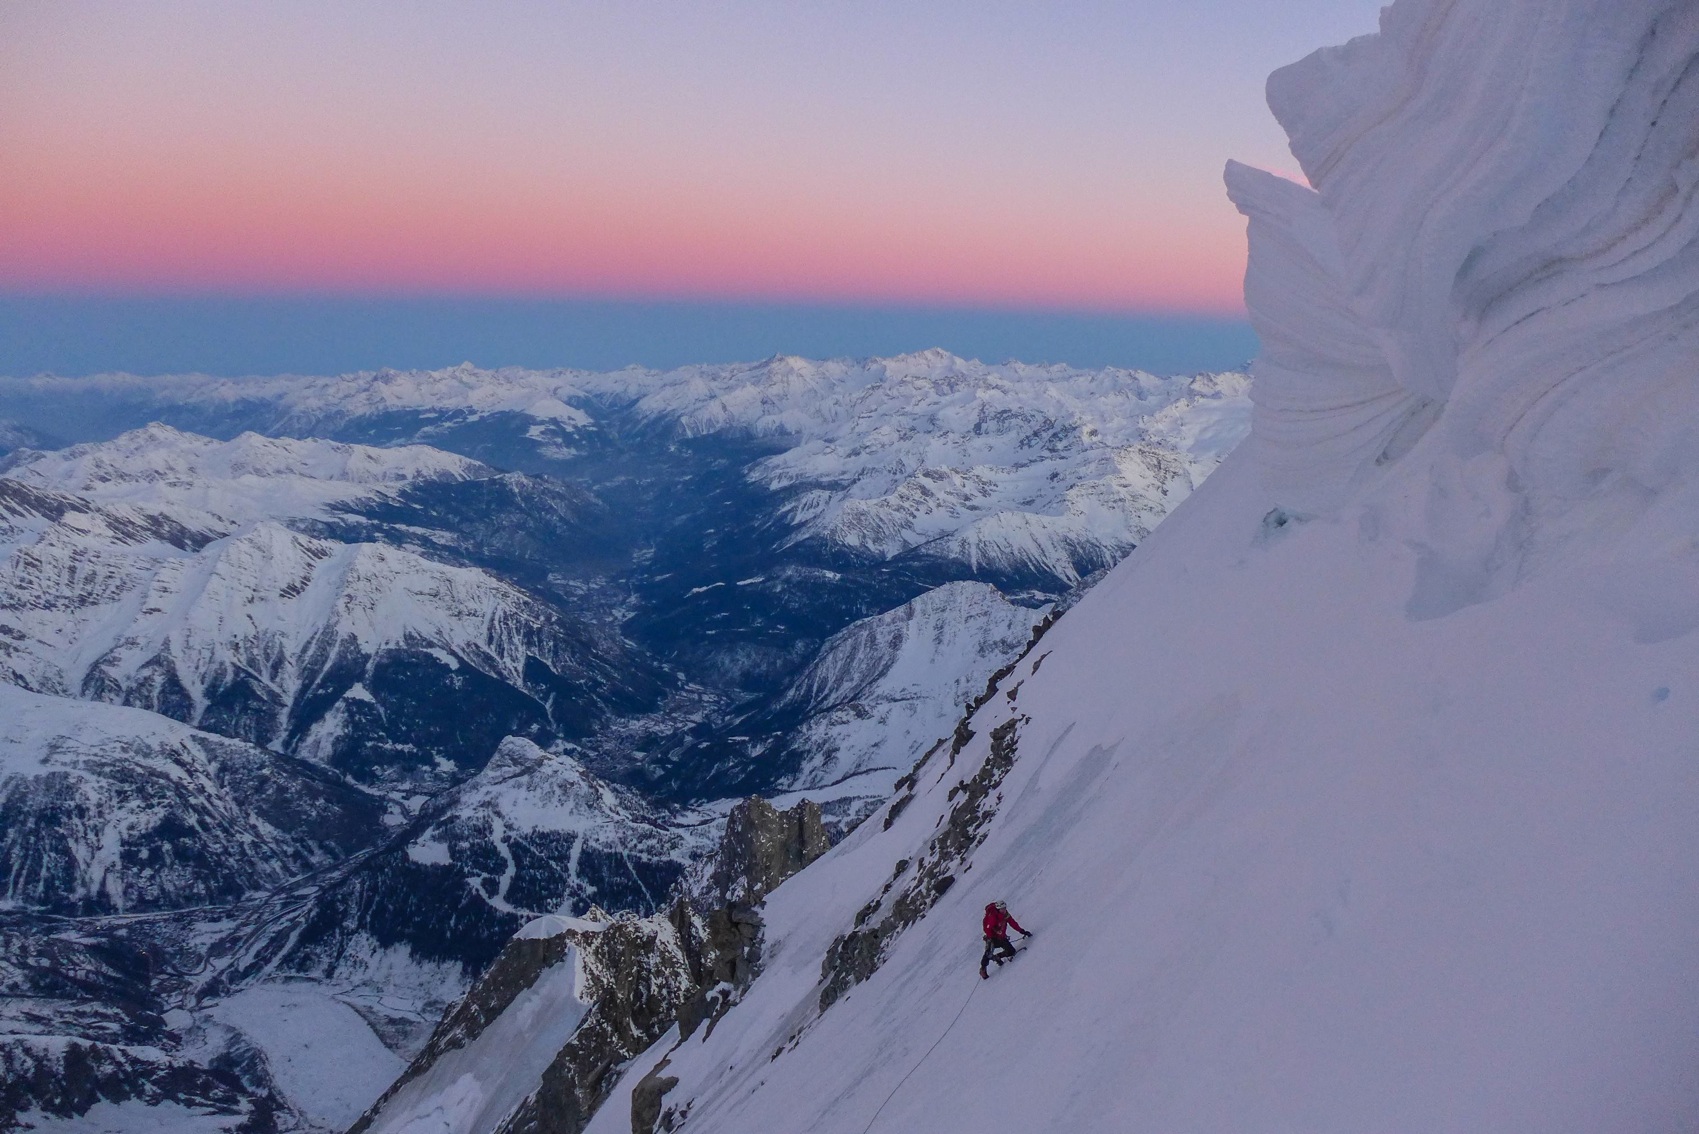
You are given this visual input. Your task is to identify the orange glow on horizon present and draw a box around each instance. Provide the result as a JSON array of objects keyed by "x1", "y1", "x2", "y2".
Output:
[
  {"x1": 0, "y1": 163, "x2": 1248, "y2": 315},
  {"x1": 0, "y1": 2, "x2": 1352, "y2": 320},
  {"x1": 0, "y1": 104, "x2": 1248, "y2": 315}
]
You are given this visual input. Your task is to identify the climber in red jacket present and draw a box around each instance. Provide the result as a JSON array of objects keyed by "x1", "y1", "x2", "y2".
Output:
[{"x1": 979, "y1": 900, "x2": 1031, "y2": 978}]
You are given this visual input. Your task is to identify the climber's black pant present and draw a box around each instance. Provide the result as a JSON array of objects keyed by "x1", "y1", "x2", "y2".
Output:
[{"x1": 980, "y1": 935, "x2": 1017, "y2": 970}]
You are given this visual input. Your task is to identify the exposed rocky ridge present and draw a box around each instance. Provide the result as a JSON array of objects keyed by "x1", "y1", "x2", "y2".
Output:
[
  {"x1": 492, "y1": 906, "x2": 712, "y2": 1134},
  {"x1": 698, "y1": 796, "x2": 831, "y2": 908},
  {"x1": 818, "y1": 715, "x2": 1021, "y2": 1014},
  {"x1": 352, "y1": 796, "x2": 829, "y2": 1134}
]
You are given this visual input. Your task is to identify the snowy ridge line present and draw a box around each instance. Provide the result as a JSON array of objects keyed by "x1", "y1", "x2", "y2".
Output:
[{"x1": 0, "y1": 352, "x2": 1233, "y2": 442}]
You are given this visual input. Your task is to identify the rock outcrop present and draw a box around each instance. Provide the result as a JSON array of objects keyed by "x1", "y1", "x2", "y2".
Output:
[
  {"x1": 700, "y1": 796, "x2": 831, "y2": 908},
  {"x1": 350, "y1": 796, "x2": 832, "y2": 1134}
]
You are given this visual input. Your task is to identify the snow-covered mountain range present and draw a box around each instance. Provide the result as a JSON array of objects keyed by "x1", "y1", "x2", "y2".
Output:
[
  {"x1": 0, "y1": 353, "x2": 1246, "y2": 586},
  {"x1": 351, "y1": 3, "x2": 1699, "y2": 1133},
  {"x1": 0, "y1": 352, "x2": 1247, "y2": 1129},
  {"x1": 0, "y1": 433, "x2": 655, "y2": 794}
]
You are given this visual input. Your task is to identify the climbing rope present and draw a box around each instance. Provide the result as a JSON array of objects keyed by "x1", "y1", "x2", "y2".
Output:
[{"x1": 856, "y1": 975, "x2": 981, "y2": 1134}]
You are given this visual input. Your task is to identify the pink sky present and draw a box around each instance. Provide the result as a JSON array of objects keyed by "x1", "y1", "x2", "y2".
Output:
[{"x1": 1, "y1": 1, "x2": 1382, "y2": 315}]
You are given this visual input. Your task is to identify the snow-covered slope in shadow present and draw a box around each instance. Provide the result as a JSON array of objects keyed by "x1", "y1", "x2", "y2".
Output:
[
  {"x1": 576, "y1": 3, "x2": 1699, "y2": 1131},
  {"x1": 770, "y1": 581, "x2": 1049, "y2": 816}
]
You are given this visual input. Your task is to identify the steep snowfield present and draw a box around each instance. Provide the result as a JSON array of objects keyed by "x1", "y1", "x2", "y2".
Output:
[
  {"x1": 773, "y1": 581, "x2": 1048, "y2": 806},
  {"x1": 360, "y1": 920, "x2": 602, "y2": 1134},
  {"x1": 572, "y1": 3, "x2": 1699, "y2": 1131}
]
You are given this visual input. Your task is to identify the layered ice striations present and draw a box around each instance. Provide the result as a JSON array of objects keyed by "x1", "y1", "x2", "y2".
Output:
[{"x1": 1231, "y1": 0, "x2": 1699, "y2": 533}]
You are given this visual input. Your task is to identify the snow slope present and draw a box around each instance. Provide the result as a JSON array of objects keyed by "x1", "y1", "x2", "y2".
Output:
[
  {"x1": 360, "y1": 923, "x2": 598, "y2": 1134},
  {"x1": 570, "y1": 3, "x2": 1699, "y2": 1130}
]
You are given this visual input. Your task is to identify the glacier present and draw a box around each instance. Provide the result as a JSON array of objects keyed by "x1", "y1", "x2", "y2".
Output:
[{"x1": 553, "y1": 2, "x2": 1699, "y2": 1131}]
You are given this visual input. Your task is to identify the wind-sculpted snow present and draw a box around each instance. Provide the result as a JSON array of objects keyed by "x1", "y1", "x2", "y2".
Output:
[
  {"x1": 556, "y1": 4, "x2": 1699, "y2": 1132},
  {"x1": 1231, "y1": 2, "x2": 1699, "y2": 531}
]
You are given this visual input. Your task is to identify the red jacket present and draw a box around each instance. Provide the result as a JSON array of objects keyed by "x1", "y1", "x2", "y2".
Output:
[{"x1": 983, "y1": 904, "x2": 1025, "y2": 940}]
